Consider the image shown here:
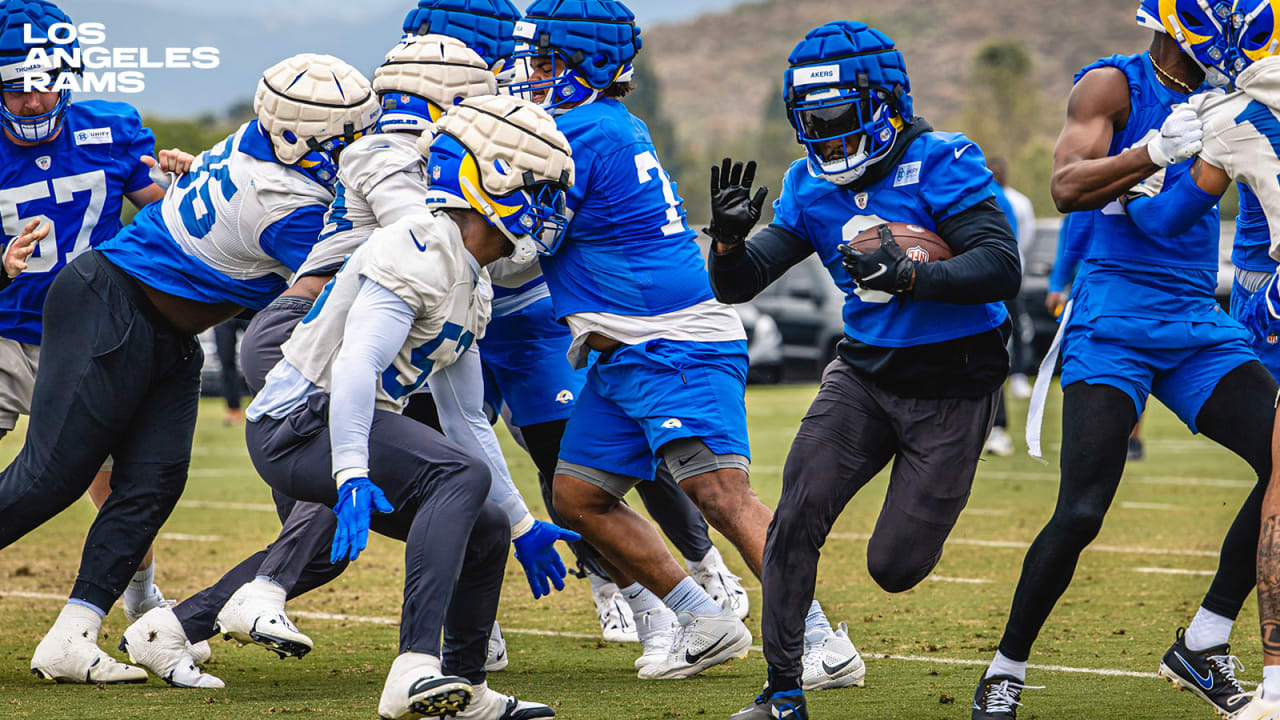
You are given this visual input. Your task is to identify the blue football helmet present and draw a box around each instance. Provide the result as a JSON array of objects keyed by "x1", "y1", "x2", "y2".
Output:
[
  {"x1": 0, "y1": 0, "x2": 79, "y2": 142},
  {"x1": 784, "y1": 21, "x2": 912, "y2": 186},
  {"x1": 508, "y1": 0, "x2": 641, "y2": 114},
  {"x1": 1148, "y1": 0, "x2": 1280, "y2": 86},
  {"x1": 402, "y1": 0, "x2": 522, "y2": 70}
]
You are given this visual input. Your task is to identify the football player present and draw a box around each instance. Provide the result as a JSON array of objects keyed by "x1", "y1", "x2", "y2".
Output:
[
  {"x1": 0, "y1": 0, "x2": 195, "y2": 639},
  {"x1": 243, "y1": 95, "x2": 566, "y2": 720},
  {"x1": 508, "y1": 0, "x2": 834, "y2": 681},
  {"x1": 0, "y1": 52, "x2": 379, "y2": 685},
  {"x1": 707, "y1": 21, "x2": 1021, "y2": 719},
  {"x1": 974, "y1": 3, "x2": 1280, "y2": 718}
]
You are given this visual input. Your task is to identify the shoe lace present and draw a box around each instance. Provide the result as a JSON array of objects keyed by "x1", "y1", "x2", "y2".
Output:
[
  {"x1": 1209, "y1": 654, "x2": 1246, "y2": 695},
  {"x1": 1227, "y1": 684, "x2": 1260, "y2": 707},
  {"x1": 983, "y1": 678, "x2": 1039, "y2": 713}
]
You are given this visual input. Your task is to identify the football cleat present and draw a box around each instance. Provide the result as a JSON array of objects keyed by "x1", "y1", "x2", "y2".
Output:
[
  {"x1": 633, "y1": 606, "x2": 676, "y2": 670},
  {"x1": 1230, "y1": 687, "x2": 1280, "y2": 720},
  {"x1": 972, "y1": 674, "x2": 1038, "y2": 720},
  {"x1": 30, "y1": 604, "x2": 148, "y2": 684},
  {"x1": 378, "y1": 652, "x2": 472, "y2": 720},
  {"x1": 454, "y1": 681, "x2": 555, "y2": 719},
  {"x1": 638, "y1": 606, "x2": 751, "y2": 680},
  {"x1": 485, "y1": 621, "x2": 508, "y2": 673},
  {"x1": 688, "y1": 547, "x2": 749, "y2": 620},
  {"x1": 215, "y1": 579, "x2": 313, "y2": 659},
  {"x1": 123, "y1": 583, "x2": 173, "y2": 624},
  {"x1": 984, "y1": 427, "x2": 1014, "y2": 457},
  {"x1": 120, "y1": 607, "x2": 224, "y2": 689},
  {"x1": 728, "y1": 688, "x2": 808, "y2": 720},
  {"x1": 1158, "y1": 627, "x2": 1250, "y2": 718},
  {"x1": 593, "y1": 582, "x2": 639, "y2": 643},
  {"x1": 801, "y1": 622, "x2": 865, "y2": 691},
  {"x1": 189, "y1": 639, "x2": 213, "y2": 666}
]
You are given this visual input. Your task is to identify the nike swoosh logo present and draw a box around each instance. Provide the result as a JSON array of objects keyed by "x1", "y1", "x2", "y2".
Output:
[
  {"x1": 677, "y1": 454, "x2": 697, "y2": 467},
  {"x1": 822, "y1": 656, "x2": 855, "y2": 674},
  {"x1": 862, "y1": 263, "x2": 887, "y2": 281},
  {"x1": 954, "y1": 145, "x2": 972, "y2": 160},
  {"x1": 409, "y1": 229, "x2": 428, "y2": 252},
  {"x1": 1174, "y1": 651, "x2": 1215, "y2": 690},
  {"x1": 685, "y1": 633, "x2": 729, "y2": 665}
]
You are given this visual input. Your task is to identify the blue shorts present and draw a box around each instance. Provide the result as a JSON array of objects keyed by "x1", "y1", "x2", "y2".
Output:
[
  {"x1": 479, "y1": 296, "x2": 585, "y2": 427},
  {"x1": 1232, "y1": 277, "x2": 1280, "y2": 381},
  {"x1": 558, "y1": 338, "x2": 750, "y2": 481},
  {"x1": 1060, "y1": 285, "x2": 1256, "y2": 432}
]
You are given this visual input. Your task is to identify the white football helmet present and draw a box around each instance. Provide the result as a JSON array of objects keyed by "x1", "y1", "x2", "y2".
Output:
[
  {"x1": 419, "y1": 95, "x2": 574, "y2": 264},
  {"x1": 253, "y1": 53, "x2": 382, "y2": 167},
  {"x1": 375, "y1": 34, "x2": 497, "y2": 133}
]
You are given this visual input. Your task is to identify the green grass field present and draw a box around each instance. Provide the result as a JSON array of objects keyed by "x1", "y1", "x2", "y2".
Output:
[{"x1": 0, "y1": 383, "x2": 1265, "y2": 719}]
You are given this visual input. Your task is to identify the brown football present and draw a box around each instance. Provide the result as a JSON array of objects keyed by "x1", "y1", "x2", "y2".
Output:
[{"x1": 846, "y1": 222, "x2": 953, "y2": 263}]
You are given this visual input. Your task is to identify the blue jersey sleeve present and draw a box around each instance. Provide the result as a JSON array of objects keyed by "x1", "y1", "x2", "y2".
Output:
[
  {"x1": 771, "y1": 161, "x2": 809, "y2": 239},
  {"x1": 562, "y1": 143, "x2": 597, "y2": 220},
  {"x1": 920, "y1": 134, "x2": 997, "y2": 222},
  {"x1": 118, "y1": 106, "x2": 157, "y2": 194},
  {"x1": 259, "y1": 205, "x2": 326, "y2": 272}
]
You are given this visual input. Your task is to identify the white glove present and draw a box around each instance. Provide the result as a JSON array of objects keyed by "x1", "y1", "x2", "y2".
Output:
[{"x1": 1147, "y1": 106, "x2": 1204, "y2": 168}]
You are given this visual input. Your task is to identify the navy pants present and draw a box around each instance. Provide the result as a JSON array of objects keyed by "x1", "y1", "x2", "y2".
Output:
[{"x1": 0, "y1": 251, "x2": 201, "y2": 612}]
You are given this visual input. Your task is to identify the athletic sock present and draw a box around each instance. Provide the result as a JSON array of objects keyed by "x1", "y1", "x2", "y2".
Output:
[
  {"x1": 65, "y1": 598, "x2": 106, "y2": 619},
  {"x1": 805, "y1": 600, "x2": 832, "y2": 633},
  {"x1": 985, "y1": 651, "x2": 1027, "y2": 682},
  {"x1": 662, "y1": 576, "x2": 722, "y2": 617},
  {"x1": 1185, "y1": 607, "x2": 1234, "y2": 651},
  {"x1": 620, "y1": 582, "x2": 665, "y2": 615},
  {"x1": 122, "y1": 564, "x2": 155, "y2": 613},
  {"x1": 587, "y1": 572, "x2": 612, "y2": 594},
  {"x1": 1265, "y1": 665, "x2": 1280, "y2": 700}
]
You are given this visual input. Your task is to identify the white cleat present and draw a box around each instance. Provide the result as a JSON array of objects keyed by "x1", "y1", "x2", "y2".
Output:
[
  {"x1": 123, "y1": 583, "x2": 173, "y2": 625},
  {"x1": 688, "y1": 547, "x2": 749, "y2": 620},
  {"x1": 637, "y1": 606, "x2": 751, "y2": 680},
  {"x1": 454, "y1": 681, "x2": 555, "y2": 719},
  {"x1": 984, "y1": 427, "x2": 1015, "y2": 457},
  {"x1": 1009, "y1": 373, "x2": 1033, "y2": 400},
  {"x1": 215, "y1": 578, "x2": 313, "y2": 659},
  {"x1": 188, "y1": 639, "x2": 213, "y2": 666},
  {"x1": 378, "y1": 652, "x2": 472, "y2": 720},
  {"x1": 1231, "y1": 686, "x2": 1280, "y2": 720},
  {"x1": 633, "y1": 606, "x2": 676, "y2": 670},
  {"x1": 30, "y1": 604, "x2": 148, "y2": 684},
  {"x1": 485, "y1": 621, "x2": 508, "y2": 673},
  {"x1": 801, "y1": 622, "x2": 865, "y2": 691},
  {"x1": 120, "y1": 607, "x2": 224, "y2": 689},
  {"x1": 593, "y1": 582, "x2": 639, "y2": 643}
]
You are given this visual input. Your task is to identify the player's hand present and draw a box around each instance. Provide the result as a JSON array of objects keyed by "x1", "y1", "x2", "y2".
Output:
[
  {"x1": 838, "y1": 224, "x2": 917, "y2": 295},
  {"x1": 1147, "y1": 106, "x2": 1203, "y2": 168},
  {"x1": 141, "y1": 148, "x2": 196, "y2": 176},
  {"x1": 704, "y1": 157, "x2": 769, "y2": 253},
  {"x1": 512, "y1": 519, "x2": 581, "y2": 599},
  {"x1": 330, "y1": 476, "x2": 394, "y2": 564},
  {"x1": 4, "y1": 219, "x2": 48, "y2": 279},
  {"x1": 1045, "y1": 290, "x2": 1068, "y2": 317}
]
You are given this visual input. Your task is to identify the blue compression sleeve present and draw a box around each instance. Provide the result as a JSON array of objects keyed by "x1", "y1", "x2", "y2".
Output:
[{"x1": 1125, "y1": 169, "x2": 1222, "y2": 239}]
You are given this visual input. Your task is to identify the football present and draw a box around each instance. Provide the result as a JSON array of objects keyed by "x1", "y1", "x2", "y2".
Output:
[{"x1": 846, "y1": 222, "x2": 953, "y2": 263}]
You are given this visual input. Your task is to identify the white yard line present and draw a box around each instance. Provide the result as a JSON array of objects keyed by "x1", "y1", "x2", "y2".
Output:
[
  {"x1": 1133, "y1": 567, "x2": 1216, "y2": 577},
  {"x1": 158, "y1": 533, "x2": 221, "y2": 542},
  {"x1": 927, "y1": 575, "x2": 990, "y2": 584},
  {"x1": 178, "y1": 500, "x2": 276, "y2": 512},
  {"x1": 1119, "y1": 502, "x2": 1179, "y2": 511},
  {"x1": 977, "y1": 470, "x2": 1254, "y2": 489}
]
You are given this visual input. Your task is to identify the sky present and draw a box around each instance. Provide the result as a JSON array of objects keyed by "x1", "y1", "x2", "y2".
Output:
[{"x1": 47, "y1": 0, "x2": 748, "y2": 116}]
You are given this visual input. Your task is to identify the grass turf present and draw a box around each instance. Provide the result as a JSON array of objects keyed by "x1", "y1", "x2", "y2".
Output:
[{"x1": 0, "y1": 383, "x2": 1262, "y2": 719}]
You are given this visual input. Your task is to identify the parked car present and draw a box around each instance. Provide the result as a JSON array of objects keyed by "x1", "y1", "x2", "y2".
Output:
[
  {"x1": 750, "y1": 255, "x2": 847, "y2": 379},
  {"x1": 734, "y1": 302, "x2": 784, "y2": 384}
]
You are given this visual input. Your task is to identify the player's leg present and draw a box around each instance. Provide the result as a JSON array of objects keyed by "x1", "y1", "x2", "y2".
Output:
[{"x1": 214, "y1": 318, "x2": 246, "y2": 425}]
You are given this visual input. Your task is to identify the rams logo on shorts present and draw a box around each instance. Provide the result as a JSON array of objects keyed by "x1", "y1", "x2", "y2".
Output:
[
  {"x1": 906, "y1": 245, "x2": 929, "y2": 263},
  {"x1": 661, "y1": 418, "x2": 683, "y2": 429},
  {"x1": 556, "y1": 389, "x2": 574, "y2": 404}
]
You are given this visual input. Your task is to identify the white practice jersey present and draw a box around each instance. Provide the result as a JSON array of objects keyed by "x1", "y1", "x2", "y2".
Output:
[
  {"x1": 281, "y1": 212, "x2": 492, "y2": 412},
  {"x1": 1191, "y1": 56, "x2": 1280, "y2": 259},
  {"x1": 296, "y1": 132, "x2": 429, "y2": 279}
]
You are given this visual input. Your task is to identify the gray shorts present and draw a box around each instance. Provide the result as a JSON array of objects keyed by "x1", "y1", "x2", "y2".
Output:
[
  {"x1": 557, "y1": 436, "x2": 749, "y2": 500},
  {"x1": 0, "y1": 335, "x2": 39, "y2": 431}
]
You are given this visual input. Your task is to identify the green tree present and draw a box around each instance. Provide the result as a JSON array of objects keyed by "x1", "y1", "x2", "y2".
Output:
[{"x1": 960, "y1": 41, "x2": 1042, "y2": 163}]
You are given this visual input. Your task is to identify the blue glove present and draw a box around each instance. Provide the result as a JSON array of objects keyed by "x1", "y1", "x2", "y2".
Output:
[
  {"x1": 512, "y1": 520, "x2": 581, "y2": 599},
  {"x1": 330, "y1": 476, "x2": 394, "y2": 564}
]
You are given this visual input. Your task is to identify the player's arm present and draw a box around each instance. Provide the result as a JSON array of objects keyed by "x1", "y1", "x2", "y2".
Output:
[
  {"x1": 1123, "y1": 158, "x2": 1230, "y2": 238},
  {"x1": 911, "y1": 199, "x2": 1022, "y2": 304},
  {"x1": 1051, "y1": 67, "x2": 1199, "y2": 211},
  {"x1": 126, "y1": 149, "x2": 197, "y2": 208},
  {"x1": 260, "y1": 206, "x2": 329, "y2": 273}
]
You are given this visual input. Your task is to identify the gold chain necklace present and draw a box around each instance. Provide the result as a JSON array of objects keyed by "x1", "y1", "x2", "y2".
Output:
[{"x1": 1150, "y1": 55, "x2": 1194, "y2": 94}]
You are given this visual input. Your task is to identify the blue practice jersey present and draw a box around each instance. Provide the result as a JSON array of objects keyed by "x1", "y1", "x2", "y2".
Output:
[
  {"x1": 99, "y1": 121, "x2": 332, "y2": 310},
  {"x1": 1234, "y1": 184, "x2": 1275, "y2": 272},
  {"x1": 772, "y1": 131, "x2": 1008, "y2": 348},
  {"x1": 539, "y1": 98, "x2": 713, "y2": 319},
  {"x1": 1074, "y1": 53, "x2": 1220, "y2": 316},
  {"x1": 0, "y1": 101, "x2": 155, "y2": 344},
  {"x1": 1049, "y1": 213, "x2": 1090, "y2": 294}
]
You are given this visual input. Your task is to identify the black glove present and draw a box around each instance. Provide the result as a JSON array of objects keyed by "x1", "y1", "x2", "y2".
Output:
[
  {"x1": 703, "y1": 158, "x2": 769, "y2": 250},
  {"x1": 838, "y1": 225, "x2": 917, "y2": 296}
]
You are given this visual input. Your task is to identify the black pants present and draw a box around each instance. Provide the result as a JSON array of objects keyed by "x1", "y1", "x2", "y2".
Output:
[
  {"x1": 997, "y1": 362, "x2": 1277, "y2": 660},
  {"x1": 762, "y1": 360, "x2": 998, "y2": 680},
  {"x1": 0, "y1": 251, "x2": 202, "y2": 612},
  {"x1": 214, "y1": 317, "x2": 250, "y2": 410},
  {"x1": 1005, "y1": 296, "x2": 1036, "y2": 377}
]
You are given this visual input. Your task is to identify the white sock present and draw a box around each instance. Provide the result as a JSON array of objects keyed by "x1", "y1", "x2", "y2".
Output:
[
  {"x1": 253, "y1": 575, "x2": 286, "y2": 592},
  {"x1": 1185, "y1": 607, "x2": 1234, "y2": 651},
  {"x1": 805, "y1": 600, "x2": 832, "y2": 633},
  {"x1": 1265, "y1": 665, "x2": 1280, "y2": 700},
  {"x1": 620, "y1": 582, "x2": 665, "y2": 615},
  {"x1": 63, "y1": 600, "x2": 106, "y2": 623},
  {"x1": 587, "y1": 572, "x2": 612, "y2": 594},
  {"x1": 662, "y1": 576, "x2": 722, "y2": 617},
  {"x1": 122, "y1": 564, "x2": 155, "y2": 612},
  {"x1": 985, "y1": 651, "x2": 1027, "y2": 682}
]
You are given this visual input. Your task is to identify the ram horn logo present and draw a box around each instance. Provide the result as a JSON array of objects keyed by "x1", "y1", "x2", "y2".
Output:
[
  {"x1": 555, "y1": 390, "x2": 574, "y2": 404},
  {"x1": 661, "y1": 418, "x2": 683, "y2": 429}
]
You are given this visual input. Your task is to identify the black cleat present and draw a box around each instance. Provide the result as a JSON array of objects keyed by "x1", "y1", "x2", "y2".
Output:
[
  {"x1": 728, "y1": 689, "x2": 808, "y2": 720},
  {"x1": 972, "y1": 673, "x2": 1035, "y2": 719},
  {"x1": 1158, "y1": 627, "x2": 1250, "y2": 719}
]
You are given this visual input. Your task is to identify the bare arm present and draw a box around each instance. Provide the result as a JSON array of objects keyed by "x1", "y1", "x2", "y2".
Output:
[{"x1": 1051, "y1": 67, "x2": 1161, "y2": 212}]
